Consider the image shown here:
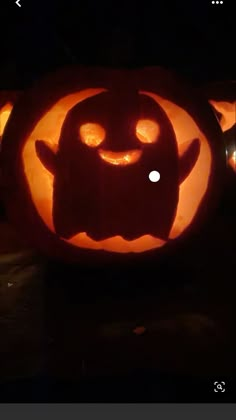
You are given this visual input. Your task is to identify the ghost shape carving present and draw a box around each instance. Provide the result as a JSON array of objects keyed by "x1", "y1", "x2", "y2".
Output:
[
  {"x1": 35, "y1": 90, "x2": 200, "y2": 242},
  {"x1": 1, "y1": 67, "x2": 225, "y2": 262}
]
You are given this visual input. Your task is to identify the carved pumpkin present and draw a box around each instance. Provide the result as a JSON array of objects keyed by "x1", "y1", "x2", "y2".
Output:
[
  {"x1": 0, "y1": 67, "x2": 225, "y2": 264},
  {"x1": 0, "y1": 91, "x2": 21, "y2": 219},
  {"x1": 0, "y1": 91, "x2": 20, "y2": 145},
  {"x1": 202, "y1": 81, "x2": 236, "y2": 173}
]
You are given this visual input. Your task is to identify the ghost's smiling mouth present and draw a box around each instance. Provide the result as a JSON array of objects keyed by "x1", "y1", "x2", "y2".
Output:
[{"x1": 98, "y1": 149, "x2": 142, "y2": 166}]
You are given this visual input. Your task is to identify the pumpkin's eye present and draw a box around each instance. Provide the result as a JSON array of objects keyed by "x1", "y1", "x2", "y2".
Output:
[
  {"x1": 79, "y1": 123, "x2": 106, "y2": 147},
  {"x1": 136, "y1": 119, "x2": 160, "y2": 144}
]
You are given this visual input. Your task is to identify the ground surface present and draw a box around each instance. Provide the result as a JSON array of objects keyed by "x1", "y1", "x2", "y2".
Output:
[{"x1": 0, "y1": 171, "x2": 235, "y2": 402}]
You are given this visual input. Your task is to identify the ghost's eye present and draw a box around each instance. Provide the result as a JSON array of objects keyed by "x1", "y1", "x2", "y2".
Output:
[
  {"x1": 79, "y1": 123, "x2": 106, "y2": 147},
  {"x1": 136, "y1": 119, "x2": 160, "y2": 144}
]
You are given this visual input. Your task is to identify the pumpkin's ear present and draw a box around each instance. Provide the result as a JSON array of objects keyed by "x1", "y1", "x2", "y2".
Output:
[
  {"x1": 35, "y1": 140, "x2": 57, "y2": 174},
  {"x1": 179, "y1": 138, "x2": 200, "y2": 184}
]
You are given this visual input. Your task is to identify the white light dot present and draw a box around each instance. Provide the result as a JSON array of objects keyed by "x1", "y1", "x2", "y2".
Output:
[
  {"x1": 220, "y1": 0, "x2": 223, "y2": 3},
  {"x1": 212, "y1": 1, "x2": 215, "y2": 3},
  {"x1": 216, "y1": 1, "x2": 219, "y2": 3},
  {"x1": 149, "y1": 170, "x2": 160, "y2": 183}
]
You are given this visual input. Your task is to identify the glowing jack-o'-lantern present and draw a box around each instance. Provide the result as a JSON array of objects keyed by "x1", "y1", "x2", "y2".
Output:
[
  {"x1": 0, "y1": 68, "x2": 225, "y2": 263},
  {"x1": 0, "y1": 91, "x2": 20, "y2": 145},
  {"x1": 0, "y1": 91, "x2": 21, "y2": 218},
  {"x1": 0, "y1": 104, "x2": 13, "y2": 142},
  {"x1": 202, "y1": 81, "x2": 236, "y2": 174},
  {"x1": 0, "y1": 90, "x2": 21, "y2": 204}
]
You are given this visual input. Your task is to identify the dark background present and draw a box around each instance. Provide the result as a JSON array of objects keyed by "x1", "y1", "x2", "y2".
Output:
[
  {"x1": 1, "y1": 0, "x2": 235, "y2": 88},
  {"x1": 0, "y1": 0, "x2": 236, "y2": 403}
]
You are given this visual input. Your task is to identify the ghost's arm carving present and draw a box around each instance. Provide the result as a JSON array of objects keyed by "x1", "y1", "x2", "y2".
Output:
[
  {"x1": 36, "y1": 136, "x2": 201, "y2": 186},
  {"x1": 35, "y1": 140, "x2": 57, "y2": 174},
  {"x1": 178, "y1": 138, "x2": 200, "y2": 184}
]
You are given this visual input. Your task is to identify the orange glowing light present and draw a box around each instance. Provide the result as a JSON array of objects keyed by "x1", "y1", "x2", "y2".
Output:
[
  {"x1": 79, "y1": 122, "x2": 106, "y2": 147},
  {"x1": 22, "y1": 89, "x2": 212, "y2": 253},
  {"x1": 228, "y1": 150, "x2": 236, "y2": 173},
  {"x1": 141, "y1": 91, "x2": 212, "y2": 240},
  {"x1": 209, "y1": 100, "x2": 236, "y2": 132},
  {"x1": 0, "y1": 103, "x2": 13, "y2": 139},
  {"x1": 98, "y1": 149, "x2": 142, "y2": 166},
  {"x1": 136, "y1": 119, "x2": 160, "y2": 143}
]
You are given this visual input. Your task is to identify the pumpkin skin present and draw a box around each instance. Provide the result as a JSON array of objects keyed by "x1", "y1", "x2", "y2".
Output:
[
  {"x1": 0, "y1": 67, "x2": 225, "y2": 265},
  {"x1": 201, "y1": 81, "x2": 236, "y2": 173}
]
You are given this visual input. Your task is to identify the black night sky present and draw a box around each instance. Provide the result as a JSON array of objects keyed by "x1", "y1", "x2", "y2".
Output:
[{"x1": 1, "y1": 0, "x2": 235, "y2": 88}]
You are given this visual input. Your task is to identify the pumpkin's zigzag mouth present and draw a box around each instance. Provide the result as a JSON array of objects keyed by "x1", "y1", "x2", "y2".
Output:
[{"x1": 60, "y1": 232, "x2": 167, "y2": 253}]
